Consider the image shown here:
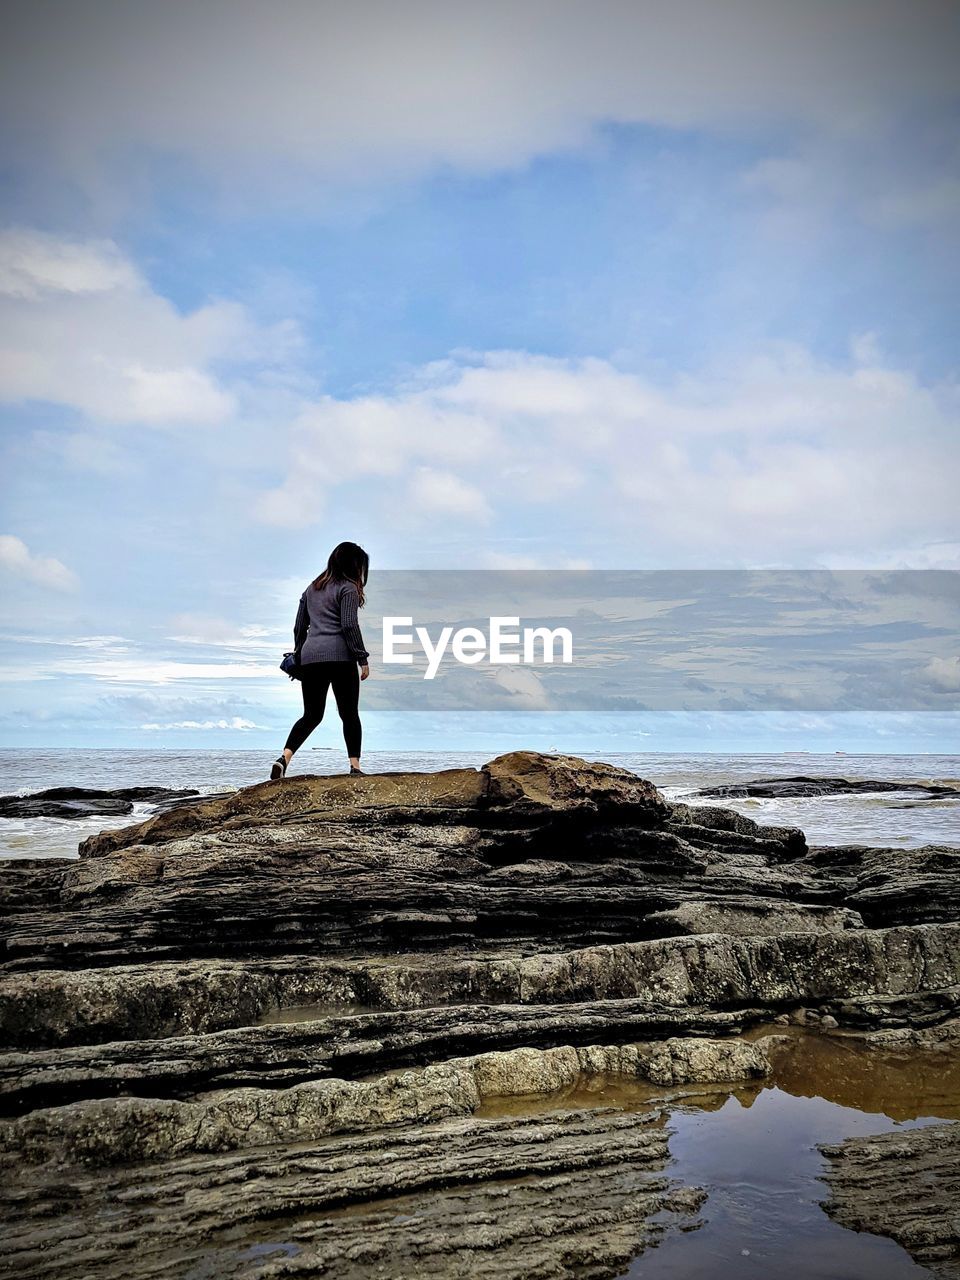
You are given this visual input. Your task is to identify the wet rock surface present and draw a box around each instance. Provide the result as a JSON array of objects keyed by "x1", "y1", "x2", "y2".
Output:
[
  {"x1": 694, "y1": 775, "x2": 959, "y2": 800},
  {"x1": 1, "y1": 750, "x2": 959, "y2": 1278},
  {"x1": 0, "y1": 1034, "x2": 772, "y2": 1167},
  {"x1": 2, "y1": 1106, "x2": 707, "y2": 1280},
  {"x1": 820, "y1": 1122, "x2": 960, "y2": 1276},
  {"x1": 0, "y1": 785, "x2": 202, "y2": 819}
]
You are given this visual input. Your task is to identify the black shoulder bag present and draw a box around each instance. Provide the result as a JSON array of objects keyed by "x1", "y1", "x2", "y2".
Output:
[{"x1": 280, "y1": 650, "x2": 303, "y2": 680}]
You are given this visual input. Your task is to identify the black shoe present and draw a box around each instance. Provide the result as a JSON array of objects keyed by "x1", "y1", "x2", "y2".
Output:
[
  {"x1": 349, "y1": 766, "x2": 365, "y2": 775},
  {"x1": 270, "y1": 756, "x2": 288, "y2": 780}
]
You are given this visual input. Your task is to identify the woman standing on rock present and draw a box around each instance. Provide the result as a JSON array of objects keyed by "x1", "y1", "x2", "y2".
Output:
[{"x1": 271, "y1": 542, "x2": 370, "y2": 780}]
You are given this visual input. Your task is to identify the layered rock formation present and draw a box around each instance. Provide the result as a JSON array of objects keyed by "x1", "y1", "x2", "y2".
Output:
[
  {"x1": 1, "y1": 751, "x2": 958, "y2": 1278},
  {"x1": 820, "y1": 1123, "x2": 960, "y2": 1276}
]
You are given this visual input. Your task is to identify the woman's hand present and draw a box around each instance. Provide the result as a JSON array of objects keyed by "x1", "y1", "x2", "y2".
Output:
[{"x1": 360, "y1": 664, "x2": 370, "y2": 681}]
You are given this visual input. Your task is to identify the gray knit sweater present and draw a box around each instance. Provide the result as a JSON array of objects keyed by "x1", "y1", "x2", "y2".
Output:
[{"x1": 294, "y1": 580, "x2": 370, "y2": 667}]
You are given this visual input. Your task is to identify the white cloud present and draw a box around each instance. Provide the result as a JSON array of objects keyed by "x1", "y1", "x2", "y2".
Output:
[
  {"x1": 167, "y1": 614, "x2": 283, "y2": 651},
  {"x1": 923, "y1": 657, "x2": 960, "y2": 693},
  {"x1": 489, "y1": 666, "x2": 551, "y2": 709},
  {"x1": 0, "y1": 228, "x2": 294, "y2": 427},
  {"x1": 120, "y1": 364, "x2": 234, "y2": 425},
  {"x1": 0, "y1": 633, "x2": 131, "y2": 651},
  {"x1": 141, "y1": 716, "x2": 268, "y2": 730},
  {"x1": 481, "y1": 552, "x2": 594, "y2": 569},
  {"x1": 741, "y1": 132, "x2": 960, "y2": 241},
  {"x1": 0, "y1": 228, "x2": 141, "y2": 299},
  {"x1": 0, "y1": 534, "x2": 78, "y2": 588},
  {"x1": 407, "y1": 467, "x2": 491, "y2": 521},
  {"x1": 50, "y1": 658, "x2": 275, "y2": 684},
  {"x1": 819, "y1": 543, "x2": 960, "y2": 570},
  {"x1": 255, "y1": 345, "x2": 960, "y2": 565},
  {"x1": 0, "y1": 651, "x2": 279, "y2": 684},
  {"x1": 1, "y1": 2, "x2": 956, "y2": 193},
  {"x1": 255, "y1": 391, "x2": 497, "y2": 526},
  {"x1": 0, "y1": 655, "x2": 280, "y2": 686}
]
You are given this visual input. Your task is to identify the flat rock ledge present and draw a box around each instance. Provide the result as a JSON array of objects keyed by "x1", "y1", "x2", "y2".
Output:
[
  {"x1": 820, "y1": 1122, "x2": 960, "y2": 1277},
  {"x1": 3, "y1": 1102, "x2": 708, "y2": 1280},
  {"x1": 2, "y1": 750, "x2": 959, "y2": 1279},
  {"x1": 1, "y1": 1034, "x2": 771, "y2": 1166}
]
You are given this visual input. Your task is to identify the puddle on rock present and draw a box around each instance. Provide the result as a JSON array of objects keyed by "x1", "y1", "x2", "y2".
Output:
[
  {"x1": 472, "y1": 1032, "x2": 960, "y2": 1280},
  {"x1": 765, "y1": 1027, "x2": 960, "y2": 1122},
  {"x1": 194, "y1": 1031, "x2": 959, "y2": 1280},
  {"x1": 625, "y1": 1088, "x2": 939, "y2": 1279},
  {"x1": 475, "y1": 1027, "x2": 960, "y2": 1124}
]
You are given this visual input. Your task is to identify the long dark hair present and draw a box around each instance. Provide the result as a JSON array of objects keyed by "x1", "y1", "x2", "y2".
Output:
[{"x1": 311, "y1": 541, "x2": 369, "y2": 606}]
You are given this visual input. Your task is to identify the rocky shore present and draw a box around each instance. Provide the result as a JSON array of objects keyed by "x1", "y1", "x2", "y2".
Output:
[
  {"x1": 1, "y1": 751, "x2": 958, "y2": 1278},
  {"x1": 820, "y1": 1122, "x2": 960, "y2": 1276},
  {"x1": 0, "y1": 785, "x2": 212, "y2": 819},
  {"x1": 693, "y1": 775, "x2": 959, "y2": 800}
]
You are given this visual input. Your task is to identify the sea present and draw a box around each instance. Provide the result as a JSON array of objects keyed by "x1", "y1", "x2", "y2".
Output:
[{"x1": 1, "y1": 748, "x2": 958, "y2": 861}]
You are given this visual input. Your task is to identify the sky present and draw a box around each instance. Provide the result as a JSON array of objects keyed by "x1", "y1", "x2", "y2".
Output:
[{"x1": 0, "y1": 0, "x2": 958, "y2": 752}]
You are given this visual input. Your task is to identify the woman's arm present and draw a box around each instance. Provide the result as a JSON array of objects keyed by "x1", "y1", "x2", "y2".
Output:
[
  {"x1": 293, "y1": 592, "x2": 309, "y2": 654},
  {"x1": 338, "y1": 583, "x2": 370, "y2": 666}
]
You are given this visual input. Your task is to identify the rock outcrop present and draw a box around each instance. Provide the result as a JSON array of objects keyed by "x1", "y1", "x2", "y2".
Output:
[
  {"x1": 694, "y1": 775, "x2": 959, "y2": 800},
  {"x1": 820, "y1": 1122, "x2": 960, "y2": 1276},
  {"x1": 0, "y1": 785, "x2": 203, "y2": 819},
  {"x1": 1, "y1": 750, "x2": 958, "y2": 1279}
]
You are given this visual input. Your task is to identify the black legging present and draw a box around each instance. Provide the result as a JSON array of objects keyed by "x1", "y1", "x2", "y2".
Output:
[{"x1": 284, "y1": 661, "x2": 362, "y2": 757}]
